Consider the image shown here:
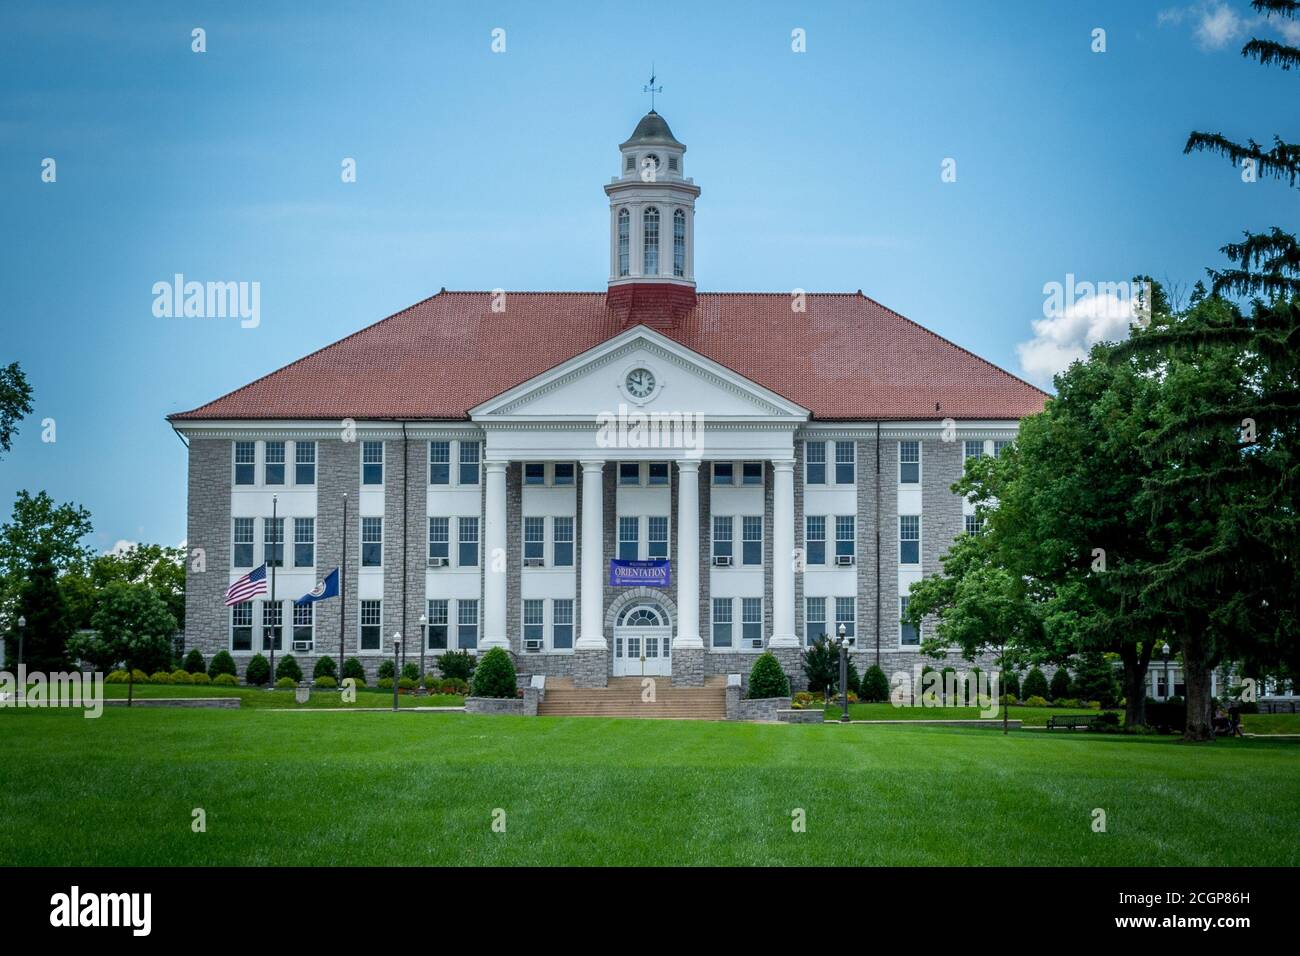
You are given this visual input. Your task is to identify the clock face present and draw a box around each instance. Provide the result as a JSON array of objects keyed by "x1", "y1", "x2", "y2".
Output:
[
  {"x1": 625, "y1": 367, "x2": 656, "y2": 399},
  {"x1": 643, "y1": 153, "x2": 660, "y2": 170}
]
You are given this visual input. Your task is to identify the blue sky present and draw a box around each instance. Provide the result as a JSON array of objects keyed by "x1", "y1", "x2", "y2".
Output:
[{"x1": 1, "y1": 0, "x2": 1293, "y2": 551}]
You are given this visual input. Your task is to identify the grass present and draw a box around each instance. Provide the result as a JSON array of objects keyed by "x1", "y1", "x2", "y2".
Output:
[
  {"x1": 1, "y1": 707, "x2": 1296, "y2": 866},
  {"x1": 100, "y1": 683, "x2": 464, "y2": 709},
  {"x1": 818, "y1": 703, "x2": 1300, "y2": 734}
]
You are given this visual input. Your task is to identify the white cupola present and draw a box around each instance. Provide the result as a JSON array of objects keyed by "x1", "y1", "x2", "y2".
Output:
[{"x1": 604, "y1": 110, "x2": 700, "y2": 289}]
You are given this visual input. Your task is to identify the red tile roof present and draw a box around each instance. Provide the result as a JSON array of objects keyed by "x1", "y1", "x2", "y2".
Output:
[{"x1": 168, "y1": 290, "x2": 1048, "y2": 422}]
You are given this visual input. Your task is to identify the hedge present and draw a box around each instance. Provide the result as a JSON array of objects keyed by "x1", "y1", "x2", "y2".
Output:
[{"x1": 747, "y1": 653, "x2": 791, "y2": 699}]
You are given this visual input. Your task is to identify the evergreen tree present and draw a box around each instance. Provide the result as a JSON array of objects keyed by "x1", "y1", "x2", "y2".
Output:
[
  {"x1": 4, "y1": 545, "x2": 72, "y2": 672},
  {"x1": 1049, "y1": 667, "x2": 1071, "y2": 701}
]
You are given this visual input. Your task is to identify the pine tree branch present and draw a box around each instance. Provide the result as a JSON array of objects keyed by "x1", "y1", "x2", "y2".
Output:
[
  {"x1": 1185, "y1": 133, "x2": 1300, "y2": 186},
  {"x1": 1243, "y1": 39, "x2": 1300, "y2": 70},
  {"x1": 1251, "y1": 0, "x2": 1298, "y2": 18}
]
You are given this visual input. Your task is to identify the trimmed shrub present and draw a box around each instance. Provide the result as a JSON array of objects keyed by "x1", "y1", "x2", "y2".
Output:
[
  {"x1": 1022, "y1": 667, "x2": 1049, "y2": 701},
  {"x1": 747, "y1": 652, "x2": 791, "y2": 699},
  {"x1": 170, "y1": 669, "x2": 192, "y2": 684},
  {"x1": 182, "y1": 648, "x2": 206, "y2": 674},
  {"x1": 397, "y1": 676, "x2": 417, "y2": 691},
  {"x1": 213, "y1": 673, "x2": 238, "y2": 686},
  {"x1": 1023, "y1": 695, "x2": 1049, "y2": 708},
  {"x1": 275, "y1": 654, "x2": 303, "y2": 683},
  {"x1": 1003, "y1": 671, "x2": 1021, "y2": 698},
  {"x1": 860, "y1": 664, "x2": 890, "y2": 702},
  {"x1": 1049, "y1": 667, "x2": 1071, "y2": 701},
  {"x1": 377, "y1": 659, "x2": 396, "y2": 680},
  {"x1": 314, "y1": 675, "x2": 337, "y2": 689},
  {"x1": 470, "y1": 647, "x2": 517, "y2": 699},
  {"x1": 1070, "y1": 651, "x2": 1121, "y2": 708},
  {"x1": 149, "y1": 671, "x2": 173, "y2": 684},
  {"x1": 1001, "y1": 693, "x2": 1019, "y2": 706},
  {"x1": 400, "y1": 662, "x2": 420, "y2": 682},
  {"x1": 105, "y1": 670, "x2": 129, "y2": 684},
  {"x1": 1090, "y1": 711, "x2": 1122, "y2": 731},
  {"x1": 437, "y1": 650, "x2": 476, "y2": 682},
  {"x1": 208, "y1": 650, "x2": 237, "y2": 679},
  {"x1": 245, "y1": 654, "x2": 271, "y2": 686},
  {"x1": 190, "y1": 672, "x2": 212, "y2": 686},
  {"x1": 274, "y1": 676, "x2": 296, "y2": 689},
  {"x1": 1054, "y1": 697, "x2": 1080, "y2": 709},
  {"x1": 313, "y1": 656, "x2": 337, "y2": 680},
  {"x1": 342, "y1": 657, "x2": 366, "y2": 683},
  {"x1": 441, "y1": 677, "x2": 469, "y2": 695},
  {"x1": 422, "y1": 673, "x2": 440, "y2": 690},
  {"x1": 130, "y1": 669, "x2": 149, "y2": 684},
  {"x1": 377, "y1": 677, "x2": 394, "y2": 689}
]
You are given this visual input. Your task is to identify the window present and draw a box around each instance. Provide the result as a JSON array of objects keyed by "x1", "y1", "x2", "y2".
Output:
[
  {"x1": 427, "y1": 599, "x2": 448, "y2": 650},
  {"x1": 524, "y1": 462, "x2": 545, "y2": 485},
  {"x1": 900, "y1": 596, "x2": 919, "y2": 646},
  {"x1": 233, "y1": 518, "x2": 254, "y2": 568},
  {"x1": 429, "y1": 442, "x2": 450, "y2": 485},
  {"x1": 712, "y1": 461, "x2": 733, "y2": 486},
  {"x1": 428, "y1": 517, "x2": 449, "y2": 561},
  {"x1": 712, "y1": 597, "x2": 733, "y2": 648},
  {"x1": 362, "y1": 441, "x2": 383, "y2": 485},
  {"x1": 264, "y1": 441, "x2": 285, "y2": 485},
  {"x1": 295, "y1": 441, "x2": 316, "y2": 485},
  {"x1": 523, "y1": 599, "x2": 544, "y2": 646},
  {"x1": 617, "y1": 208, "x2": 630, "y2": 277},
  {"x1": 294, "y1": 517, "x2": 314, "y2": 568},
  {"x1": 647, "y1": 461, "x2": 669, "y2": 485},
  {"x1": 553, "y1": 599, "x2": 574, "y2": 649},
  {"x1": 262, "y1": 601, "x2": 282, "y2": 651},
  {"x1": 524, "y1": 516, "x2": 545, "y2": 562},
  {"x1": 667, "y1": 156, "x2": 679, "y2": 172},
  {"x1": 835, "y1": 441, "x2": 855, "y2": 484},
  {"x1": 619, "y1": 462, "x2": 641, "y2": 485},
  {"x1": 806, "y1": 515, "x2": 826, "y2": 565},
  {"x1": 673, "y1": 209, "x2": 686, "y2": 277},
  {"x1": 712, "y1": 516, "x2": 733, "y2": 560},
  {"x1": 457, "y1": 599, "x2": 479, "y2": 649},
  {"x1": 553, "y1": 516, "x2": 574, "y2": 566},
  {"x1": 806, "y1": 596, "x2": 826, "y2": 646},
  {"x1": 293, "y1": 603, "x2": 313, "y2": 646},
  {"x1": 458, "y1": 517, "x2": 479, "y2": 567},
  {"x1": 648, "y1": 515, "x2": 668, "y2": 559},
  {"x1": 965, "y1": 514, "x2": 982, "y2": 536},
  {"x1": 993, "y1": 440, "x2": 1011, "y2": 457},
  {"x1": 361, "y1": 517, "x2": 382, "y2": 567},
  {"x1": 360, "y1": 600, "x2": 382, "y2": 651},
  {"x1": 553, "y1": 462, "x2": 574, "y2": 485},
  {"x1": 618, "y1": 516, "x2": 639, "y2": 561},
  {"x1": 835, "y1": 515, "x2": 855, "y2": 560},
  {"x1": 741, "y1": 516, "x2": 763, "y2": 566},
  {"x1": 899, "y1": 441, "x2": 920, "y2": 484},
  {"x1": 459, "y1": 441, "x2": 480, "y2": 485},
  {"x1": 643, "y1": 206, "x2": 659, "y2": 274},
  {"x1": 836, "y1": 597, "x2": 856, "y2": 643},
  {"x1": 264, "y1": 517, "x2": 284, "y2": 568},
  {"x1": 805, "y1": 441, "x2": 826, "y2": 484},
  {"x1": 900, "y1": 515, "x2": 920, "y2": 565},
  {"x1": 742, "y1": 461, "x2": 763, "y2": 485},
  {"x1": 231, "y1": 602, "x2": 253, "y2": 651},
  {"x1": 963, "y1": 440, "x2": 984, "y2": 462},
  {"x1": 234, "y1": 442, "x2": 255, "y2": 485},
  {"x1": 742, "y1": 597, "x2": 763, "y2": 647}
]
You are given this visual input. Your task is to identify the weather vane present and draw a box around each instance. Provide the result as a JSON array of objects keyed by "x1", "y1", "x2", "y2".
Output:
[{"x1": 642, "y1": 66, "x2": 662, "y2": 110}]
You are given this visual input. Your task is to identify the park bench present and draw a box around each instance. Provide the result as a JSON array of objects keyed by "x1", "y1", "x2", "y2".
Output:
[{"x1": 1046, "y1": 713, "x2": 1103, "y2": 730}]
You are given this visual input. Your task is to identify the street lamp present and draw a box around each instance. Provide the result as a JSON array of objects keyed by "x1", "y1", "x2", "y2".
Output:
[
  {"x1": 391, "y1": 632, "x2": 402, "y2": 712},
  {"x1": 16, "y1": 615, "x2": 26, "y2": 700},
  {"x1": 418, "y1": 613, "x2": 427, "y2": 687},
  {"x1": 1161, "y1": 641, "x2": 1172, "y2": 701},
  {"x1": 837, "y1": 623, "x2": 851, "y2": 723}
]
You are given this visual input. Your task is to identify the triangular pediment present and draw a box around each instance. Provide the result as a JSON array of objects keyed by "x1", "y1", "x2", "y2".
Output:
[{"x1": 469, "y1": 325, "x2": 809, "y2": 423}]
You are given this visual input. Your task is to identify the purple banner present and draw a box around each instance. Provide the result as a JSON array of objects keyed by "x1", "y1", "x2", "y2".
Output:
[{"x1": 609, "y1": 559, "x2": 671, "y2": 588}]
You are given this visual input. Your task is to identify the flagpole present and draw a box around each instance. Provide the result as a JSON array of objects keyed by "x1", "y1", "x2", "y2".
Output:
[
  {"x1": 339, "y1": 492, "x2": 348, "y2": 674},
  {"x1": 269, "y1": 493, "x2": 278, "y2": 684}
]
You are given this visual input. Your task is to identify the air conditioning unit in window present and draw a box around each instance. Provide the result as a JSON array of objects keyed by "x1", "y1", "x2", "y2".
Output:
[
  {"x1": 427, "y1": 557, "x2": 448, "y2": 568},
  {"x1": 835, "y1": 554, "x2": 855, "y2": 566},
  {"x1": 713, "y1": 555, "x2": 732, "y2": 567},
  {"x1": 523, "y1": 639, "x2": 544, "y2": 652},
  {"x1": 523, "y1": 557, "x2": 545, "y2": 568},
  {"x1": 293, "y1": 641, "x2": 313, "y2": 652},
  {"x1": 747, "y1": 638, "x2": 764, "y2": 649}
]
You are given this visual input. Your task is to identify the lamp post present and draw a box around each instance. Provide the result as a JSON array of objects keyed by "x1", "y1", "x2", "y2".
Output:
[
  {"x1": 17, "y1": 615, "x2": 26, "y2": 700},
  {"x1": 1161, "y1": 641, "x2": 1171, "y2": 701},
  {"x1": 391, "y1": 632, "x2": 402, "y2": 712},
  {"x1": 418, "y1": 613, "x2": 427, "y2": 687},
  {"x1": 268, "y1": 493, "x2": 278, "y2": 685},
  {"x1": 837, "y1": 623, "x2": 851, "y2": 723}
]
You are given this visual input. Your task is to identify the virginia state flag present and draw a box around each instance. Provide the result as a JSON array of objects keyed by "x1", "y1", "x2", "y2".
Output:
[{"x1": 295, "y1": 568, "x2": 339, "y2": 605}]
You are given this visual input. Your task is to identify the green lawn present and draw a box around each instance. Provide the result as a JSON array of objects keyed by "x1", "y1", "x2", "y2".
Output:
[
  {"x1": 820, "y1": 703, "x2": 1096, "y2": 727},
  {"x1": 1, "y1": 707, "x2": 1296, "y2": 866},
  {"x1": 100, "y1": 683, "x2": 464, "y2": 709}
]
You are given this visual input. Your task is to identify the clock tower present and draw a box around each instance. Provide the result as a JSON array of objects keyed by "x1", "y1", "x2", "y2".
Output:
[{"x1": 604, "y1": 110, "x2": 700, "y2": 327}]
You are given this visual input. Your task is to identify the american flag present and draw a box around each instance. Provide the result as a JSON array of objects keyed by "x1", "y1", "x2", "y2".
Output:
[{"x1": 225, "y1": 563, "x2": 268, "y2": 606}]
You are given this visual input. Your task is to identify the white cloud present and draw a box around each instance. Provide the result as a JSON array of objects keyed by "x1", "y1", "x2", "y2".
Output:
[
  {"x1": 1016, "y1": 293, "x2": 1140, "y2": 388},
  {"x1": 1156, "y1": 2, "x2": 1295, "y2": 50},
  {"x1": 1277, "y1": 19, "x2": 1300, "y2": 44},
  {"x1": 1195, "y1": 3, "x2": 1246, "y2": 48}
]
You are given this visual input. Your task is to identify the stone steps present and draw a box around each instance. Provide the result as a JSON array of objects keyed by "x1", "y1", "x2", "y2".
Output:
[{"x1": 537, "y1": 683, "x2": 727, "y2": 719}]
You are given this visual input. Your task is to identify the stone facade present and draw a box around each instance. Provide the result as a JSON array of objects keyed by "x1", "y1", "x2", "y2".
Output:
[{"x1": 184, "y1": 439, "x2": 231, "y2": 664}]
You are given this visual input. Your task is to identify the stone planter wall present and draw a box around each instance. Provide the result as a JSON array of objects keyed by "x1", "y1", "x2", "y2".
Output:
[
  {"x1": 777, "y1": 708, "x2": 824, "y2": 724},
  {"x1": 465, "y1": 686, "x2": 541, "y2": 716},
  {"x1": 726, "y1": 689, "x2": 793, "y2": 721}
]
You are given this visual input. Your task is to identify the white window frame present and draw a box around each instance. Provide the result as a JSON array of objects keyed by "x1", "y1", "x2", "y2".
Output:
[
  {"x1": 899, "y1": 440, "x2": 921, "y2": 484},
  {"x1": 359, "y1": 599, "x2": 383, "y2": 653}
]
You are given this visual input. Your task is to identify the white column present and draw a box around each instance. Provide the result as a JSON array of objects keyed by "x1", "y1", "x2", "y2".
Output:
[
  {"x1": 481, "y1": 460, "x2": 509, "y2": 649},
  {"x1": 673, "y1": 459, "x2": 703, "y2": 649},
  {"x1": 769, "y1": 458, "x2": 798, "y2": 648},
  {"x1": 577, "y1": 460, "x2": 607, "y2": 649}
]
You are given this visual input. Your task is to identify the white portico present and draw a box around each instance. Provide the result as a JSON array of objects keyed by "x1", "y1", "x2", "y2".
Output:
[{"x1": 469, "y1": 324, "x2": 808, "y2": 686}]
